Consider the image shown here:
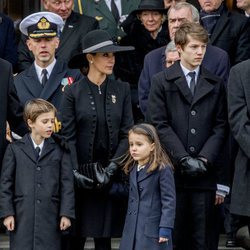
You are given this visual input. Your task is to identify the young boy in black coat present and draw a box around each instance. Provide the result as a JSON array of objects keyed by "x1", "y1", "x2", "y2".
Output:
[{"x1": 0, "y1": 99, "x2": 75, "y2": 250}]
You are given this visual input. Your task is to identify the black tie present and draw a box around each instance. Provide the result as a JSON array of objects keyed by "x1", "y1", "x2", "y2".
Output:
[
  {"x1": 188, "y1": 72, "x2": 196, "y2": 96},
  {"x1": 35, "y1": 146, "x2": 41, "y2": 160},
  {"x1": 111, "y1": 0, "x2": 120, "y2": 24},
  {"x1": 41, "y1": 69, "x2": 48, "y2": 87}
]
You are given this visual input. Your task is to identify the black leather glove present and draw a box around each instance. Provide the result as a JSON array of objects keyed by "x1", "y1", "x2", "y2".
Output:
[
  {"x1": 179, "y1": 156, "x2": 207, "y2": 177},
  {"x1": 102, "y1": 162, "x2": 119, "y2": 185},
  {"x1": 73, "y1": 169, "x2": 95, "y2": 189}
]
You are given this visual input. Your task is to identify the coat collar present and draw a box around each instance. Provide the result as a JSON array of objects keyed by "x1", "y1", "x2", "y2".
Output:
[
  {"x1": 164, "y1": 62, "x2": 217, "y2": 105},
  {"x1": 19, "y1": 134, "x2": 56, "y2": 163},
  {"x1": 209, "y1": 6, "x2": 229, "y2": 44}
]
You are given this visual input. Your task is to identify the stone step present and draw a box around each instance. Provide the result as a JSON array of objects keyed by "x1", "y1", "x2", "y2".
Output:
[{"x1": 0, "y1": 234, "x2": 245, "y2": 250}]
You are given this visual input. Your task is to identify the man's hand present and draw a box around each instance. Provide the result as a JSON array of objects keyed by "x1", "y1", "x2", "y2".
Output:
[
  {"x1": 60, "y1": 216, "x2": 71, "y2": 230},
  {"x1": 4, "y1": 216, "x2": 15, "y2": 231}
]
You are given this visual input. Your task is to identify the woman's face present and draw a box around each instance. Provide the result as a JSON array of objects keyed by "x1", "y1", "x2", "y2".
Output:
[
  {"x1": 89, "y1": 52, "x2": 115, "y2": 75},
  {"x1": 139, "y1": 11, "x2": 163, "y2": 33}
]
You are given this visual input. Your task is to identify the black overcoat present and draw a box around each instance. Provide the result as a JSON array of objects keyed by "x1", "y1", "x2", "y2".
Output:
[
  {"x1": 0, "y1": 134, "x2": 75, "y2": 250},
  {"x1": 61, "y1": 77, "x2": 134, "y2": 237},
  {"x1": 228, "y1": 59, "x2": 250, "y2": 216},
  {"x1": 147, "y1": 62, "x2": 227, "y2": 190},
  {"x1": 0, "y1": 58, "x2": 26, "y2": 169},
  {"x1": 119, "y1": 165, "x2": 176, "y2": 250}
]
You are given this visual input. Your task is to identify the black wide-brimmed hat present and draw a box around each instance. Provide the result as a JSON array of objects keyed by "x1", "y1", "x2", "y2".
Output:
[
  {"x1": 68, "y1": 30, "x2": 134, "y2": 69},
  {"x1": 131, "y1": 0, "x2": 167, "y2": 16}
]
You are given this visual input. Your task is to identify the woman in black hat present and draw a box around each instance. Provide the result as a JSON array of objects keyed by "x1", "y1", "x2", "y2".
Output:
[
  {"x1": 115, "y1": 0, "x2": 170, "y2": 122},
  {"x1": 62, "y1": 29, "x2": 134, "y2": 250}
]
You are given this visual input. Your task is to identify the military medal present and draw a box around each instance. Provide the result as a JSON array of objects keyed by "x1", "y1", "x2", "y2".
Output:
[
  {"x1": 111, "y1": 95, "x2": 116, "y2": 103},
  {"x1": 61, "y1": 77, "x2": 74, "y2": 91}
]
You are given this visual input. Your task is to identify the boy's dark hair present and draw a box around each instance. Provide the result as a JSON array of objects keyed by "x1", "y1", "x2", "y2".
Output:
[
  {"x1": 24, "y1": 98, "x2": 57, "y2": 126},
  {"x1": 174, "y1": 22, "x2": 208, "y2": 49}
]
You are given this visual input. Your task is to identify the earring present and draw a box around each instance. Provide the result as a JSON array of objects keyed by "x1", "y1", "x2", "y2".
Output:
[{"x1": 90, "y1": 61, "x2": 93, "y2": 64}]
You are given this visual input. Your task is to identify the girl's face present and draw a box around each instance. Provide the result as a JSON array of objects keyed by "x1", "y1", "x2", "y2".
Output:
[
  {"x1": 129, "y1": 132, "x2": 155, "y2": 166},
  {"x1": 139, "y1": 11, "x2": 163, "y2": 33},
  {"x1": 89, "y1": 52, "x2": 115, "y2": 75}
]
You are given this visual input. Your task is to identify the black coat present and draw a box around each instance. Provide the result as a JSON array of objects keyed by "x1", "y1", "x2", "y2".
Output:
[
  {"x1": 0, "y1": 134, "x2": 75, "y2": 250},
  {"x1": 228, "y1": 59, "x2": 250, "y2": 217},
  {"x1": 120, "y1": 165, "x2": 175, "y2": 250},
  {"x1": 0, "y1": 58, "x2": 26, "y2": 169},
  {"x1": 205, "y1": 4, "x2": 250, "y2": 65},
  {"x1": 14, "y1": 60, "x2": 82, "y2": 119},
  {"x1": 17, "y1": 11, "x2": 98, "y2": 72},
  {"x1": 61, "y1": 77, "x2": 134, "y2": 237},
  {"x1": 147, "y1": 62, "x2": 227, "y2": 190}
]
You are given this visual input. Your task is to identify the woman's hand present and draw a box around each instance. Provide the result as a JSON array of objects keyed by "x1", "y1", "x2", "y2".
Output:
[
  {"x1": 60, "y1": 216, "x2": 71, "y2": 231},
  {"x1": 4, "y1": 216, "x2": 15, "y2": 231}
]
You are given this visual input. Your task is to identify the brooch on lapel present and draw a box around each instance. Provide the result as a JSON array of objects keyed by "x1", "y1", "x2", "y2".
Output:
[
  {"x1": 94, "y1": 0, "x2": 100, "y2": 3},
  {"x1": 61, "y1": 77, "x2": 74, "y2": 91},
  {"x1": 95, "y1": 16, "x2": 103, "y2": 21},
  {"x1": 111, "y1": 95, "x2": 116, "y2": 104}
]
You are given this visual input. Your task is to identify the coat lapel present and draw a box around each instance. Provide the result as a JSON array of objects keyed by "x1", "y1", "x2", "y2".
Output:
[
  {"x1": 59, "y1": 13, "x2": 78, "y2": 50},
  {"x1": 209, "y1": 10, "x2": 229, "y2": 44},
  {"x1": 39, "y1": 137, "x2": 56, "y2": 161},
  {"x1": 23, "y1": 64, "x2": 43, "y2": 98},
  {"x1": 137, "y1": 165, "x2": 155, "y2": 183},
  {"x1": 192, "y1": 68, "x2": 216, "y2": 105},
  {"x1": 19, "y1": 134, "x2": 38, "y2": 163},
  {"x1": 40, "y1": 61, "x2": 64, "y2": 100},
  {"x1": 94, "y1": 0, "x2": 116, "y2": 23}
]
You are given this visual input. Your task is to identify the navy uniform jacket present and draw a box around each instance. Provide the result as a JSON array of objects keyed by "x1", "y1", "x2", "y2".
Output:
[
  {"x1": 120, "y1": 165, "x2": 175, "y2": 250},
  {"x1": 139, "y1": 44, "x2": 230, "y2": 116},
  {"x1": 147, "y1": 62, "x2": 227, "y2": 190},
  {"x1": 74, "y1": 0, "x2": 139, "y2": 41},
  {"x1": 0, "y1": 134, "x2": 75, "y2": 250},
  {"x1": 17, "y1": 11, "x2": 98, "y2": 72},
  {"x1": 14, "y1": 60, "x2": 83, "y2": 119}
]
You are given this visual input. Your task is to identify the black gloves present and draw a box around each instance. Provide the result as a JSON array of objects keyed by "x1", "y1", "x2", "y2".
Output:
[
  {"x1": 179, "y1": 156, "x2": 208, "y2": 177},
  {"x1": 73, "y1": 162, "x2": 118, "y2": 189},
  {"x1": 73, "y1": 169, "x2": 95, "y2": 189}
]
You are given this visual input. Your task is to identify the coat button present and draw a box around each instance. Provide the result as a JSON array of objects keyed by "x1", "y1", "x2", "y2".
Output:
[
  {"x1": 37, "y1": 183, "x2": 41, "y2": 187},
  {"x1": 190, "y1": 128, "x2": 196, "y2": 134},
  {"x1": 37, "y1": 199, "x2": 41, "y2": 204},
  {"x1": 189, "y1": 146, "x2": 195, "y2": 152},
  {"x1": 191, "y1": 110, "x2": 196, "y2": 116},
  {"x1": 37, "y1": 166, "x2": 41, "y2": 171}
]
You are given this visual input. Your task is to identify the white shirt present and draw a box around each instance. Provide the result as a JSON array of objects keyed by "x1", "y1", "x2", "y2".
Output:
[
  {"x1": 180, "y1": 63, "x2": 200, "y2": 88},
  {"x1": 34, "y1": 59, "x2": 56, "y2": 84},
  {"x1": 30, "y1": 136, "x2": 45, "y2": 156},
  {"x1": 105, "y1": 0, "x2": 122, "y2": 16}
]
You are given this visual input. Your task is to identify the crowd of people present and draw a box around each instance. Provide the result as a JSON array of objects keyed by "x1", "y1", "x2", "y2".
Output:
[{"x1": 0, "y1": 0, "x2": 250, "y2": 249}]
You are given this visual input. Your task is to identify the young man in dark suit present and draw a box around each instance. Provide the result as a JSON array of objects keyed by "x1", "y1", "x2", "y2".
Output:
[
  {"x1": 17, "y1": 0, "x2": 98, "y2": 72},
  {"x1": 15, "y1": 12, "x2": 82, "y2": 132},
  {"x1": 147, "y1": 22, "x2": 228, "y2": 250}
]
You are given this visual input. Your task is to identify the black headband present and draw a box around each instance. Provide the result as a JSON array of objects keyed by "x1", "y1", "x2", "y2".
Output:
[{"x1": 133, "y1": 124, "x2": 154, "y2": 142}]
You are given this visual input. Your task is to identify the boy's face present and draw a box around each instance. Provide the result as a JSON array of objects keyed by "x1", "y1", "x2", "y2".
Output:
[
  {"x1": 28, "y1": 111, "x2": 55, "y2": 141},
  {"x1": 176, "y1": 35, "x2": 206, "y2": 71}
]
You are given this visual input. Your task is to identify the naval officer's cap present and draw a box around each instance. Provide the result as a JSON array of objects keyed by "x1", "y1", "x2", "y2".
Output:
[{"x1": 19, "y1": 11, "x2": 64, "y2": 39}]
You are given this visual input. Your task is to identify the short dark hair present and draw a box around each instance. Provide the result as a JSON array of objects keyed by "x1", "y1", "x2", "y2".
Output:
[
  {"x1": 174, "y1": 22, "x2": 208, "y2": 49},
  {"x1": 24, "y1": 98, "x2": 57, "y2": 126}
]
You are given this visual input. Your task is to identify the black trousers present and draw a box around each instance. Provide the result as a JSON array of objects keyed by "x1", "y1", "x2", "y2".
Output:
[{"x1": 173, "y1": 189, "x2": 217, "y2": 250}]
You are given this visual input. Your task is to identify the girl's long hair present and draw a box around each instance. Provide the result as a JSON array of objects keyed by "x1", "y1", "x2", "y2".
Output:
[{"x1": 123, "y1": 123, "x2": 173, "y2": 174}]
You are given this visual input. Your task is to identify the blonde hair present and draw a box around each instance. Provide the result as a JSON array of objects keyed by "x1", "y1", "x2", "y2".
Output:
[
  {"x1": 123, "y1": 123, "x2": 172, "y2": 174},
  {"x1": 24, "y1": 98, "x2": 57, "y2": 128}
]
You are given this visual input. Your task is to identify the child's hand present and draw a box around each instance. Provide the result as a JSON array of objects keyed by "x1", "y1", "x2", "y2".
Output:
[
  {"x1": 159, "y1": 237, "x2": 169, "y2": 244},
  {"x1": 3, "y1": 216, "x2": 15, "y2": 231},
  {"x1": 60, "y1": 216, "x2": 71, "y2": 231}
]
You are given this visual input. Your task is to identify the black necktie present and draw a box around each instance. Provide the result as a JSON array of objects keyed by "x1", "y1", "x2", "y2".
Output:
[
  {"x1": 35, "y1": 146, "x2": 41, "y2": 160},
  {"x1": 41, "y1": 69, "x2": 48, "y2": 87},
  {"x1": 111, "y1": 0, "x2": 120, "y2": 24},
  {"x1": 188, "y1": 72, "x2": 196, "y2": 96}
]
